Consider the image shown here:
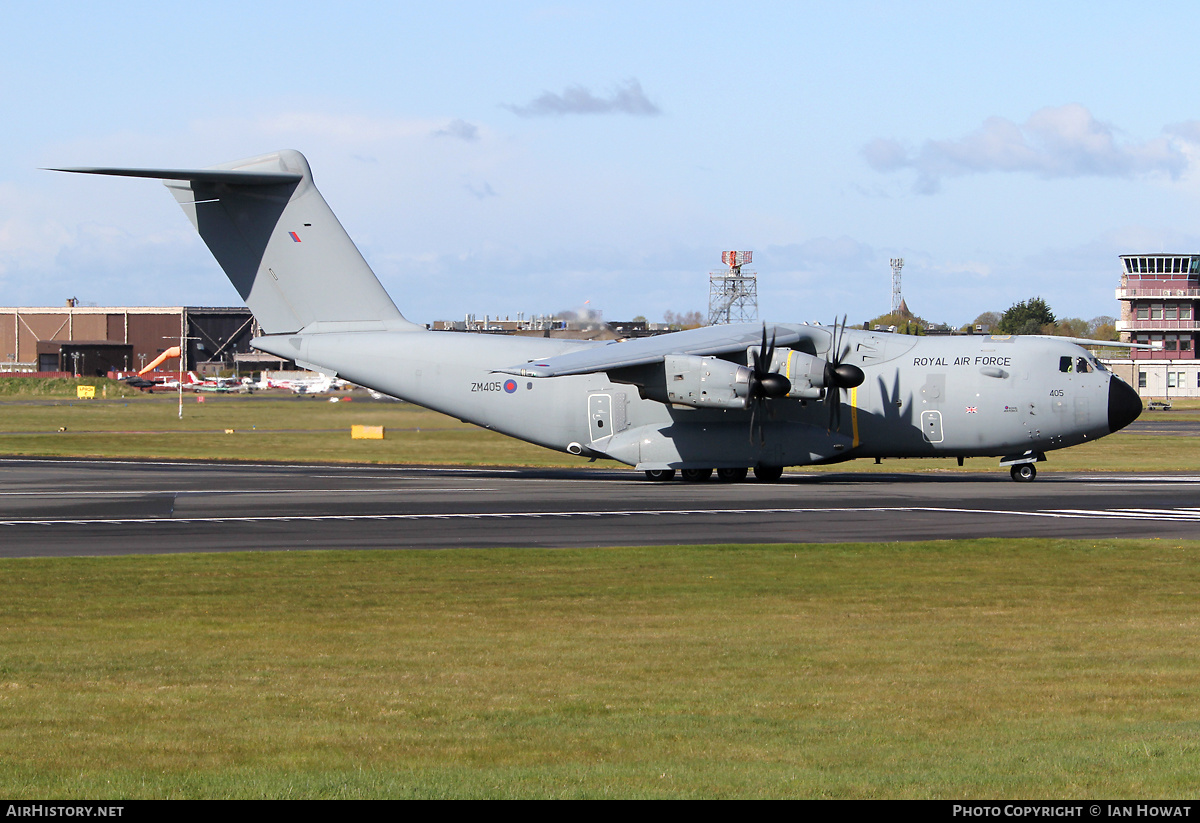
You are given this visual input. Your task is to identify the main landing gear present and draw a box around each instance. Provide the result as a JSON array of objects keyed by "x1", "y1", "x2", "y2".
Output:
[
  {"x1": 643, "y1": 465, "x2": 782, "y2": 482},
  {"x1": 651, "y1": 461, "x2": 1040, "y2": 482},
  {"x1": 752, "y1": 465, "x2": 784, "y2": 482}
]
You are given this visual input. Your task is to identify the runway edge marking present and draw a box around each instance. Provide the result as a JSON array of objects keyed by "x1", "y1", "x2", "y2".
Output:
[{"x1": 5, "y1": 505, "x2": 1200, "y2": 527}]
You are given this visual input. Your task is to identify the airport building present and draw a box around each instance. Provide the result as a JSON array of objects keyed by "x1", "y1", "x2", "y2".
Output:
[
  {"x1": 0, "y1": 304, "x2": 288, "y2": 377},
  {"x1": 1112, "y1": 253, "x2": 1200, "y2": 399}
]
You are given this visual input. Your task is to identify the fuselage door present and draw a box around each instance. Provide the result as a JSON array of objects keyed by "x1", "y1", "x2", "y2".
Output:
[
  {"x1": 589, "y1": 394, "x2": 612, "y2": 444},
  {"x1": 921, "y1": 409, "x2": 944, "y2": 443}
]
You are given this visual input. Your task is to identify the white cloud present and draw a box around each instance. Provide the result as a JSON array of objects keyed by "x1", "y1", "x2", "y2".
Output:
[
  {"x1": 433, "y1": 119, "x2": 481, "y2": 141},
  {"x1": 464, "y1": 181, "x2": 498, "y2": 200},
  {"x1": 503, "y1": 79, "x2": 661, "y2": 117},
  {"x1": 864, "y1": 104, "x2": 1189, "y2": 193}
]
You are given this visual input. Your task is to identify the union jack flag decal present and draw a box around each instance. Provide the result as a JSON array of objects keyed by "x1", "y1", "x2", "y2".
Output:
[{"x1": 965, "y1": 406, "x2": 978, "y2": 414}]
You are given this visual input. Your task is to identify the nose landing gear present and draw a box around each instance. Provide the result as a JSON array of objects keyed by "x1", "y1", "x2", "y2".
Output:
[
  {"x1": 1001, "y1": 451, "x2": 1044, "y2": 483},
  {"x1": 1010, "y1": 463, "x2": 1037, "y2": 482}
]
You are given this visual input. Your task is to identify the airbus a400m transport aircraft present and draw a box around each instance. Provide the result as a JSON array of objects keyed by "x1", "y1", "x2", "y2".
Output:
[{"x1": 55, "y1": 150, "x2": 1142, "y2": 482}]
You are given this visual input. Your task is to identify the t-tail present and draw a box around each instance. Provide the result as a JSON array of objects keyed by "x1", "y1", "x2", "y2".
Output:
[{"x1": 52, "y1": 150, "x2": 422, "y2": 335}]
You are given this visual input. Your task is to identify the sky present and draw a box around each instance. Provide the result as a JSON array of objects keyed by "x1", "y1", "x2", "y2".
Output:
[{"x1": 4, "y1": 1, "x2": 1200, "y2": 328}]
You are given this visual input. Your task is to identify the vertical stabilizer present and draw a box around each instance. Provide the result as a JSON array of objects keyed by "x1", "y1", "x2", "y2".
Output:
[{"x1": 54, "y1": 150, "x2": 418, "y2": 335}]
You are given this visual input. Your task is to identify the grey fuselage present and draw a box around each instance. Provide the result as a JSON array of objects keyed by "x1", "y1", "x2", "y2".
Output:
[
  {"x1": 253, "y1": 325, "x2": 1134, "y2": 471},
  {"x1": 58, "y1": 149, "x2": 1139, "y2": 473}
]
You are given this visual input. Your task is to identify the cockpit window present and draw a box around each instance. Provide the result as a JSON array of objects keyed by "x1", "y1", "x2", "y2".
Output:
[
  {"x1": 1059, "y1": 356, "x2": 1073, "y2": 373},
  {"x1": 1076, "y1": 357, "x2": 1091, "y2": 373},
  {"x1": 1090, "y1": 357, "x2": 1108, "y2": 372}
]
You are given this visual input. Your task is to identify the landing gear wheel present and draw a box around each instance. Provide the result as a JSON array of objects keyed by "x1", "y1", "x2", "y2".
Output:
[
  {"x1": 1010, "y1": 463, "x2": 1037, "y2": 482},
  {"x1": 681, "y1": 468, "x2": 714, "y2": 482},
  {"x1": 753, "y1": 464, "x2": 785, "y2": 482},
  {"x1": 645, "y1": 469, "x2": 676, "y2": 481},
  {"x1": 717, "y1": 467, "x2": 749, "y2": 482}
]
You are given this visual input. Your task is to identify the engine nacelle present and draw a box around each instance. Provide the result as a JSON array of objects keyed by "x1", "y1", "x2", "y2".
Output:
[
  {"x1": 772, "y1": 349, "x2": 827, "y2": 399},
  {"x1": 635, "y1": 349, "x2": 852, "y2": 409},
  {"x1": 658, "y1": 354, "x2": 752, "y2": 409},
  {"x1": 775, "y1": 348, "x2": 864, "y2": 398}
]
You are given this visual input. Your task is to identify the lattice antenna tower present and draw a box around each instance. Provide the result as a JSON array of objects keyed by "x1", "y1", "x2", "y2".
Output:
[
  {"x1": 708, "y1": 251, "x2": 759, "y2": 325},
  {"x1": 890, "y1": 258, "x2": 904, "y2": 315}
]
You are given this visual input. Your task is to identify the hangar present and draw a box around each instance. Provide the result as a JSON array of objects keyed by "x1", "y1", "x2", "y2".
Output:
[{"x1": 0, "y1": 303, "x2": 289, "y2": 376}]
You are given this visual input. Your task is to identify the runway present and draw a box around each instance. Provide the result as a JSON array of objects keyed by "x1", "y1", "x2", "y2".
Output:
[{"x1": 2, "y1": 457, "x2": 1200, "y2": 557}]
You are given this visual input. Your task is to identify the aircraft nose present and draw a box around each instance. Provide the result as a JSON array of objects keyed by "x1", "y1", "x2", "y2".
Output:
[{"x1": 1108, "y1": 375, "x2": 1142, "y2": 433}]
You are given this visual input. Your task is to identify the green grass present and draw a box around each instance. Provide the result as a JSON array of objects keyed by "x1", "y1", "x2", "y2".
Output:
[
  {"x1": 2, "y1": 380, "x2": 1197, "y2": 797},
  {"x1": 0, "y1": 377, "x2": 141, "y2": 398},
  {"x1": 0, "y1": 392, "x2": 591, "y2": 466},
  {"x1": 1, "y1": 540, "x2": 1198, "y2": 798}
]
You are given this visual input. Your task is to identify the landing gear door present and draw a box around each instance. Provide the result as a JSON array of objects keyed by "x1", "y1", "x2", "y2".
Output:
[
  {"x1": 921, "y1": 409, "x2": 944, "y2": 443},
  {"x1": 589, "y1": 394, "x2": 612, "y2": 445}
]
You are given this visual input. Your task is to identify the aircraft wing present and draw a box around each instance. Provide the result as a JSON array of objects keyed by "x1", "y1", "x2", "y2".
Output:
[
  {"x1": 497, "y1": 322, "x2": 827, "y2": 377},
  {"x1": 1025, "y1": 335, "x2": 1159, "y2": 350}
]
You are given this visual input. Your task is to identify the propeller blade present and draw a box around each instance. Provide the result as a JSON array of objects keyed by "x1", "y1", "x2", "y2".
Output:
[
  {"x1": 749, "y1": 397, "x2": 764, "y2": 445},
  {"x1": 823, "y1": 315, "x2": 859, "y2": 432},
  {"x1": 754, "y1": 324, "x2": 767, "y2": 374},
  {"x1": 747, "y1": 323, "x2": 791, "y2": 443}
]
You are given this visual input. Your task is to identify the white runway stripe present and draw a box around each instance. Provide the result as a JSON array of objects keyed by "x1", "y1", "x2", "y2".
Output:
[
  {"x1": 1041, "y1": 508, "x2": 1200, "y2": 521},
  {"x1": 3, "y1": 505, "x2": 1200, "y2": 527}
]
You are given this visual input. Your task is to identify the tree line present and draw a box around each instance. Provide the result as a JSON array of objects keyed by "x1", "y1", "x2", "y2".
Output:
[
  {"x1": 862, "y1": 297, "x2": 1116, "y2": 340},
  {"x1": 651, "y1": 299, "x2": 1118, "y2": 339}
]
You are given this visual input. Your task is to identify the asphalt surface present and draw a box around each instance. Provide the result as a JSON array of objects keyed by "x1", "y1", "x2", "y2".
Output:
[
  {"x1": 2, "y1": 457, "x2": 1199, "y2": 557},
  {"x1": 1125, "y1": 417, "x2": 1200, "y2": 436}
]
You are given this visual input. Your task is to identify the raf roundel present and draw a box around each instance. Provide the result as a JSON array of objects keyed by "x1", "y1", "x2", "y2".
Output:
[{"x1": 503, "y1": 379, "x2": 517, "y2": 394}]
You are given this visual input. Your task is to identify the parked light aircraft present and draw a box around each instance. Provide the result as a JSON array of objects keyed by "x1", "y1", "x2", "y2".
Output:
[
  {"x1": 123, "y1": 370, "x2": 194, "y2": 392},
  {"x1": 262, "y1": 373, "x2": 345, "y2": 394},
  {"x1": 56, "y1": 150, "x2": 1142, "y2": 482},
  {"x1": 188, "y1": 374, "x2": 246, "y2": 393}
]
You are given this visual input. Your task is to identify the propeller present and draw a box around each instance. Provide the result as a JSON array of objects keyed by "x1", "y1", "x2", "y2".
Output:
[
  {"x1": 748, "y1": 324, "x2": 792, "y2": 444},
  {"x1": 823, "y1": 315, "x2": 865, "y2": 431}
]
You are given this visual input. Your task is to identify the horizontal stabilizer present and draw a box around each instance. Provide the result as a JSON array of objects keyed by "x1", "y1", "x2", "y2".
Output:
[{"x1": 48, "y1": 167, "x2": 302, "y2": 186}]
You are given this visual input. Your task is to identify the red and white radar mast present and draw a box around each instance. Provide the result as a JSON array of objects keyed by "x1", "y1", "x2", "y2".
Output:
[{"x1": 708, "y1": 251, "x2": 759, "y2": 325}]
